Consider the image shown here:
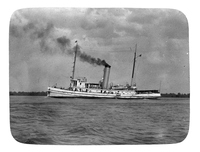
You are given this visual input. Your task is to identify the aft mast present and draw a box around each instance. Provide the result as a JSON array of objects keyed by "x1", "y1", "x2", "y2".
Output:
[{"x1": 130, "y1": 44, "x2": 137, "y2": 87}]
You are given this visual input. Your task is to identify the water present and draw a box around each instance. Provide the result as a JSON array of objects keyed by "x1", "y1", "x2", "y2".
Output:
[{"x1": 10, "y1": 96, "x2": 189, "y2": 145}]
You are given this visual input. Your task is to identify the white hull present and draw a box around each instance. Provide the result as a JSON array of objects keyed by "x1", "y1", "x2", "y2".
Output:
[
  {"x1": 117, "y1": 93, "x2": 161, "y2": 99},
  {"x1": 47, "y1": 87, "x2": 116, "y2": 98},
  {"x1": 47, "y1": 87, "x2": 161, "y2": 99}
]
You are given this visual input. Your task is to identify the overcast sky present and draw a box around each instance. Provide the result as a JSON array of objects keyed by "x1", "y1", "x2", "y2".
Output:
[{"x1": 9, "y1": 8, "x2": 189, "y2": 93}]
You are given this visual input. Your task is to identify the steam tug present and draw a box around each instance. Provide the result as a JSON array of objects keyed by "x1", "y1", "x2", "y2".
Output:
[{"x1": 47, "y1": 41, "x2": 161, "y2": 99}]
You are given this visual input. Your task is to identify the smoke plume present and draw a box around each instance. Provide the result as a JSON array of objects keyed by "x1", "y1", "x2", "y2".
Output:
[
  {"x1": 56, "y1": 36, "x2": 72, "y2": 54},
  {"x1": 56, "y1": 36, "x2": 110, "y2": 67},
  {"x1": 76, "y1": 46, "x2": 110, "y2": 67},
  {"x1": 10, "y1": 19, "x2": 110, "y2": 67}
]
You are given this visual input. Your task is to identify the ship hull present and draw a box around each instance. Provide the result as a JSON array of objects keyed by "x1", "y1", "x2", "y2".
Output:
[
  {"x1": 47, "y1": 87, "x2": 161, "y2": 99},
  {"x1": 117, "y1": 94, "x2": 161, "y2": 99},
  {"x1": 47, "y1": 87, "x2": 116, "y2": 99}
]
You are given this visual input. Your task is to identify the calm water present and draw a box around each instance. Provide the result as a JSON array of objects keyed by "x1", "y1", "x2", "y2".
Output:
[{"x1": 10, "y1": 96, "x2": 189, "y2": 145}]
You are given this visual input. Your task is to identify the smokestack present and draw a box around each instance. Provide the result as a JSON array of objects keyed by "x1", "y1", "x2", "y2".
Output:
[{"x1": 102, "y1": 64, "x2": 111, "y2": 89}]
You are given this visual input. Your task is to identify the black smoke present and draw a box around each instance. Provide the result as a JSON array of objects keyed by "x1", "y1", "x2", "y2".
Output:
[
  {"x1": 56, "y1": 36, "x2": 110, "y2": 66},
  {"x1": 76, "y1": 45, "x2": 110, "y2": 67},
  {"x1": 10, "y1": 20, "x2": 110, "y2": 67},
  {"x1": 56, "y1": 36, "x2": 72, "y2": 54}
]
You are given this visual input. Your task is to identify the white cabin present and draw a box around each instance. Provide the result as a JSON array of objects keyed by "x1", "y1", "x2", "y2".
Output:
[{"x1": 70, "y1": 77, "x2": 101, "y2": 89}]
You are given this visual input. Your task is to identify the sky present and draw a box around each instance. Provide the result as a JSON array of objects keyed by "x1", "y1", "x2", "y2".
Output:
[{"x1": 9, "y1": 8, "x2": 189, "y2": 93}]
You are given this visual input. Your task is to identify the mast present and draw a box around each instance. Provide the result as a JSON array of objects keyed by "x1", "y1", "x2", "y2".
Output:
[
  {"x1": 131, "y1": 44, "x2": 137, "y2": 87},
  {"x1": 72, "y1": 41, "x2": 78, "y2": 79}
]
